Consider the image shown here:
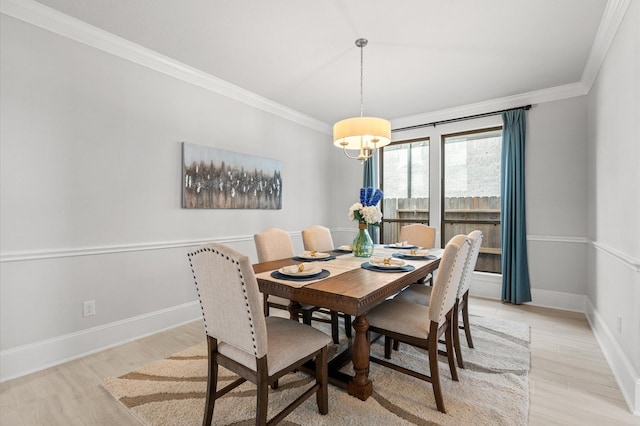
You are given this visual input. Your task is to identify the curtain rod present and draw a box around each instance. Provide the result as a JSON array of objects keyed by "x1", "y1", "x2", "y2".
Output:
[{"x1": 391, "y1": 104, "x2": 532, "y2": 133}]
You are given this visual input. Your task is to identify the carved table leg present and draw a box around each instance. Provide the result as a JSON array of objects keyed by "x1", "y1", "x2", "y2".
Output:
[
  {"x1": 348, "y1": 314, "x2": 373, "y2": 400},
  {"x1": 288, "y1": 301, "x2": 302, "y2": 322}
]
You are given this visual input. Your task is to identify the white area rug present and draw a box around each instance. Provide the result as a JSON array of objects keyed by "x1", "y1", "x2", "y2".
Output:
[{"x1": 103, "y1": 315, "x2": 530, "y2": 425}]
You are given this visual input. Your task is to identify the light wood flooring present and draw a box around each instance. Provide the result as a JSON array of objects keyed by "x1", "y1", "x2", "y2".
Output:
[{"x1": 1, "y1": 297, "x2": 638, "y2": 425}]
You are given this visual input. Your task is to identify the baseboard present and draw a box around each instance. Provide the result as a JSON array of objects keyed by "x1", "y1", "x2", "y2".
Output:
[
  {"x1": 586, "y1": 298, "x2": 640, "y2": 415},
  {"x1": 0, "y1": 301, "x2": 201, "y2": 382},
  {"x1": 469, "y1": 272, "x2": 587, "y2": 312}
]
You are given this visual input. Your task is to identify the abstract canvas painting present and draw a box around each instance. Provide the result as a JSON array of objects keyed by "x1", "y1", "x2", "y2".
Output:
[{"x1": 182, "y1": 142, "x2": 282, "y2": 209}]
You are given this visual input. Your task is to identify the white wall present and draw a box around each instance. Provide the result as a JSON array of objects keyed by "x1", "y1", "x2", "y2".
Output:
[
  {"x1": 0, "y1": 13, "x2": 339, "y2": 380},
  {"x1": 586, "y1": 0, "x2": 640, "y2": 414}
]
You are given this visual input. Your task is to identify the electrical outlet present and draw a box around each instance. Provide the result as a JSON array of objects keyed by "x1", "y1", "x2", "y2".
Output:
[
  {"x1": 83, "y1": 300, "x2": 96, "y2": 317},
  {"x1": 616, "y1": 315, "x2": 622, "y2": 334}
]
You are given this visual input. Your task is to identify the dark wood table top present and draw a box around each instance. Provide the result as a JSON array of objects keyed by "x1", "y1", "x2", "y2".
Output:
[{"x1": 253, "y1": 250, "x2": 441, "y2": 316}]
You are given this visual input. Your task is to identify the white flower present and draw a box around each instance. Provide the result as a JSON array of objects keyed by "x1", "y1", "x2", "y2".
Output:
[
  {"x1": 360, "y1": 205, "x2": 383, "y2": 224},
  {"x1": 348, "y1": 203, "x2": 363, "y2": 221},
  {"x1": 349, "y1": 202, "x2": 382, "y2": 225}
]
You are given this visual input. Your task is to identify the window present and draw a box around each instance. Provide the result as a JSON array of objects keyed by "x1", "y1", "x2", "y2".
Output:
[
  {"x1": 380, "y1": 138, "x2": 429, "y2": 244},
  {"x1": 442, "y1": 127, "x2": 502, "y2": 273}
]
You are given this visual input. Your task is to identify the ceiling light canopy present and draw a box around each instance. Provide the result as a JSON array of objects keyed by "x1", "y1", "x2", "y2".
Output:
[{"x1": 333, "y1": 39, "x2": 390, "y2": 162}]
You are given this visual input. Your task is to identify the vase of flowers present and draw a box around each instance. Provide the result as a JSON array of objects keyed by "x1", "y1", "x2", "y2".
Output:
[{"x1": 348, "y1": 187, "x2": 383, "y2": 258}]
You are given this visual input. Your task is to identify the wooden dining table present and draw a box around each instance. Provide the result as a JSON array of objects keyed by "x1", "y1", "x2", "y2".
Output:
[{"x1": 253, "y1": 246, "x2": 442, "y2": 401}]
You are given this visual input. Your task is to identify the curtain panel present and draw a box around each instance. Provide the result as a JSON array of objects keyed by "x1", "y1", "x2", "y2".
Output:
[{"x1": 500, "y1": 109, "x2": 532, "y2": 304}]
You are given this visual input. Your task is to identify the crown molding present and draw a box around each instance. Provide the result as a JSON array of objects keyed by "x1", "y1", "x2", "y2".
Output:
[
  {"x1": 0, "y1": 0, "x2": 331, "y2": 135},
  {"x1": 581, "y1": 0, "x2": 632, "y2": 91},
  {"x1": 1, "y1": 0, "x2": 630, "y2": 136}
]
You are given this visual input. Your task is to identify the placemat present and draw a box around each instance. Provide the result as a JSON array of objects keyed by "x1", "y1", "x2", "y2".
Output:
[
  {"x1": 292, "y1": 255, "x2": 336, "y2": 262},
  {"x1": 361, "y1": 262, "x2": 416, "y2": 273},
  {"x1": 270, "y1": 269, "x2": 330, "y2": 281},
  {"x1": 392, "y1": 253, "x2": 437, "y2": 260}
]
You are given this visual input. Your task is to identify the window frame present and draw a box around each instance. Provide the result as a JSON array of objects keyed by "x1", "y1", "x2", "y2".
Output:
[{"x1": 379, "y1": 137, "x2": 431, "y2": 243}]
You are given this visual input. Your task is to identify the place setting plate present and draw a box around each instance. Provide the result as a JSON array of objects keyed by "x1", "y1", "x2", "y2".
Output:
[
  {"x1": 293, "y1": 251, "x2": 336, "y2": 261},
  {"x1": 361, "y1": 257, "x2": 416, "y2": 273},
  {"x1": 383, "y1": 243, "x2": 418, "y2": 250},
  {"x1": 392, "y1": 250, "x2": 437, "y2": 260},
  {"x1": 271, "y1": 264, "x2": 330, "y2": 281}
]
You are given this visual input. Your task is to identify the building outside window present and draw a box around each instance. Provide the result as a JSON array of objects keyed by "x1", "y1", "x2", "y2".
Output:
[
  {"x1": 380, "y1": 138, "x2": 429, "y2": 244},
  {"x1": 442, "y1": 127, "x2": 502, "y2": 273}
]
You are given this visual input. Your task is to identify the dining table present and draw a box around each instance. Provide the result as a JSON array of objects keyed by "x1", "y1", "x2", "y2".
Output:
[{"x1": 253, "y1": 244, "x2": 443, "y2": 401}]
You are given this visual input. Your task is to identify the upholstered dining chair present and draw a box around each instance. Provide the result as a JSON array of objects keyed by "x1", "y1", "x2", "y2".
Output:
[
  {"x1": 187, "y1": 242, "x2": 331, "y2": 425},
  {"x1": 254, "y1": 228, "x2": 321, "y2": 325},
  {"x1": 301, "y1": 225, "x2": 352, "y2": 343},
  {"x1": 398, "y1": 223, "x2": 437, "y2": 249},
  {"x1": 366, "y1": 234, "x2": 471, "y2": 414},
  {"x1": 398, "y1": 223, "x2": 437, "y2": 285},
  {"x1": 394, "y1": 230, "x2": 483, "y2": 368}
]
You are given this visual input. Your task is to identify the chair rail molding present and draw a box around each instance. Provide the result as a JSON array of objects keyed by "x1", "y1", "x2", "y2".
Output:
[
  {"x1": 0, "y1": 233, "x2": 304, "y2": 263},
  {"x1": 590, "y1": 240, "x2": 640, "y2": 273}
]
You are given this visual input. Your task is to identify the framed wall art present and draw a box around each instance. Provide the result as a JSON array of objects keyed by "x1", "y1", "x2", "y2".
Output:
[{"x1": 182, "y1": 142, "x2": 282, "y2": 209}]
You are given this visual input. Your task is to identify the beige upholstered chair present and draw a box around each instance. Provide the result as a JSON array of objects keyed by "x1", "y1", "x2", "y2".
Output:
[
  {"x1": 254, "y1": 228, "x2": 318, "y2": 319},
  {"x1": 302, "y1": 225, "x2": 335, "y2": 252},
  {"x1": 301, "y1": 225, "x2": 352, "y2": 343},
  {"x1": 394, "y1": 230, "x2": 483, "y2": 368},
  {"x1": 366, "y1": 234, "x2": 471, "y2": 413},
  {"x1": 187, "y1": 243, "x2": 331, "y2": 425},
  {"x1": 399, "y1": 223, "x2": 436, "y2": 248},
  {"x1": 398, "y1": 223, "x2": 437, "y2": 285}
]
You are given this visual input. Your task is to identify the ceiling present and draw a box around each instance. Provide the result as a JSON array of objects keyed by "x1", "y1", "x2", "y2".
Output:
[{"x1": 33, "y1": 0, "x2": 609, "y2": 126}]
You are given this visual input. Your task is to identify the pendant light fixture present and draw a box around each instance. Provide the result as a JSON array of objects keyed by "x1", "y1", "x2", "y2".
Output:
[{"x1": 333, "y1": 38, "x2": 391, "y2": 161}]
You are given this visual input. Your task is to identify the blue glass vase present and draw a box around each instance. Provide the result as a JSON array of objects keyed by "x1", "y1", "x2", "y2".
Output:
[{"x1": 353, "y1": 224, "x2": 374, "y2": 258}]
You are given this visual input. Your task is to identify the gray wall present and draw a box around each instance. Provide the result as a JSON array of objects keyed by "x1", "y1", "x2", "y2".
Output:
[
  {"x1": 0, "y1": 13, "x2": 355, "y2": 379},
  {"x1": 586, "y1": 0, "x2": 639, "y2": 413}
]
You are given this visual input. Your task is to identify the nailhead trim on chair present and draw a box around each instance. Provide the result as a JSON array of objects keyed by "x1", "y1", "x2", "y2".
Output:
[
  {"x1": 187, "y1": 246, "x2": 259, "y2": 356},
  {"x1": 437, "y1": 239, "x2": 471, "y2": 320}
]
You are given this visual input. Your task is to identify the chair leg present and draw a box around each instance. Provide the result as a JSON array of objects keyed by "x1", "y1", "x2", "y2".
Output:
[
  {"x1": 384, "y1": 336, "x2": 392, "y2": 359},
  {"x1": 330, "y1": 310, "x2": 339, "y2": 344},
  {"x1": 462, "y1": 291, "x2": 474, "y2": 348},
  {"x1": 344, "y1": 314, "x2": 352, "y2": 338},
  {"x1": 392, "y1": 339, "x2": 399, "y2": 352},
  {"x1": 263, "y1": 294, "x2": 269, "y2": 317},
  {"x1": 452, "y1": 302, "x2": 465, "y2": 369},
  {"x1": 302, "y1": 310, "x2": 312, "y2": 326},
  {"x1": 256, "y1": 357, "x2": 269, "y2": 426},
  {"x1": 428, "y1": 327, "x2": 446, "y2": 414},
  {"x1": 315, "y1": 346, "x2": 329, "y2": 414},
  {"x1": 444, "y1": 317, "x2": 458, "y2": 382},
  {"x1": 204, "y1": 336, "x2": 217, "y2": 426}
]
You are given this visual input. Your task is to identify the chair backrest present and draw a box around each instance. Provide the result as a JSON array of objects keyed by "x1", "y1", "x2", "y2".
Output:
[
  {"x1": 399, "y1": 224, "x2": 436, "y2": 248},
  {"x1": 302, "y1": 225, "x2": 334, "y2": 252},
  {"x1": 427, "y1": 234, "x2": 470, "y2": 324},
  {"x1": 187, "y1": 243, "x2": 268, "y2": 358},
  {"x1": 458, "y1": 230, "x2": 483, "y2": 298},
  {"x1": 254, "y1": 228, "x2": 295, "y2": 262}
]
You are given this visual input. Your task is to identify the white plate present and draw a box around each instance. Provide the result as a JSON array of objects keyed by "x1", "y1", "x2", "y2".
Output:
[
  {"x1": 388, "y1": 243, "x2": 418, "y2": 249},
  {"x1": 298, "y1": 251, "x2": 331, "y2": 259},
  {"x1": 397, "y1": 250, "x2": 430, "y2": 257},
  {"x1": 369, "y1": 257, "x2": 406, "y2": 269},
  {"x1": 338, "y1": 245, "x2": 353, "y2": 251},
  {"x1": 279, "y1": 265, "x2": 322, "y2": 276}
]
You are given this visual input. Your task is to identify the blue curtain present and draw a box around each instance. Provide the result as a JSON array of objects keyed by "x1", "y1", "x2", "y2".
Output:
[
  {"x1": 501, "y1": 109, "x2": 532, "y2": 304},
  {"x1": 363, "y1": 156, "x2": 380, "y2": 243}
]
